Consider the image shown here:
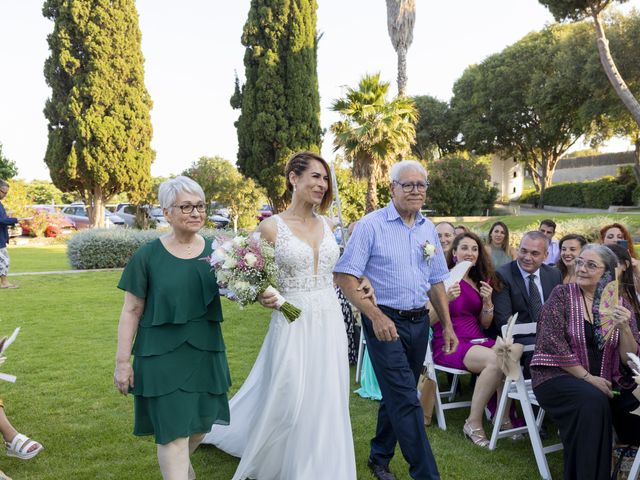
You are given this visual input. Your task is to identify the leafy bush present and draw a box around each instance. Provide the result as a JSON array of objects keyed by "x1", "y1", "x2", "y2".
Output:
[
  {"x1": 633, "y1": 185, "x2": 640, "y2": 206},
  {"x1": 67, "y1": 228, "x2": 227, "y2": 269},
  {"x1": 518, "y1": 189, "x2": 540, "y2": 206},
  {"x1": 518, "y1": 168, "x2": 636, "y2": 208},
  {"x1": 27, "y1": 210, "x2": 53, "y2": 237},
  {"x1": 425, "y1": 155, "x2": 498, "y2": 215}
]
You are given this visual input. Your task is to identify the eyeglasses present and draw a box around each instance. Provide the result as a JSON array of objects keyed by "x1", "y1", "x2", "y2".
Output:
[
  {"x1": 393, "y1": 181, "x2": 429, "y2": 193},
  {"x1": 173, "y1": 203, "x2": 206, "y2": 214},
  {"x1": 574, "y1": 258, "x2": 604, "y2": 273}
]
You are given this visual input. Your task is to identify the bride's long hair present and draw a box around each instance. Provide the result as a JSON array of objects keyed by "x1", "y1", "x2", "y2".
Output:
[{"x1": 284, "y1": 151, "x2": 333, "y2": 212}]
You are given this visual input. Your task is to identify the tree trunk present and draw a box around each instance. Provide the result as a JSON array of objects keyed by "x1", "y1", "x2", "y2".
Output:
[
  {"x1": 593, "y1": 12, "x2": 640, "y2": 128},
  {"x1": 632, "y1": 137, "x2": 640, "y2": 185},
  {"x1": 88, "y1": 186, "x2": 106, "y2": 228},
  {"x1": 397, "y1": 46, "x2": 408, "y2": 97},
  {"x1": 233, "y1": 214, "x2": 239, "y2": 233},
  {"x1": 527, "y1": 155, "x2": 554, "y2": 209},
  {"x1": 365, "y1": 175, "x2": 378, "y2": 213},
  {"x1": 271, "y1": 196, "x2": 287, "y2": 214}
]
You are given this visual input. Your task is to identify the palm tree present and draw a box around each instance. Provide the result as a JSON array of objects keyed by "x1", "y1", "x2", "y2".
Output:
[
  {"x1": 331, "y1": 73, "x2": 417, "y2": 213},
  {"x1": 385, "y1": 0, "x2": 416, "y2": 97}
]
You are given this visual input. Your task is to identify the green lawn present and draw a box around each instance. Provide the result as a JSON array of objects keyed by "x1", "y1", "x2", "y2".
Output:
[
  {"x1": 0, "y1": 246, "x2": 563, "y2": 479},
  {"x1": 7, "y1": 245, "x2": 70, "y2": 273},
  {"x1": 465, "y1": 213, "x2": 640, "y2": 232}
]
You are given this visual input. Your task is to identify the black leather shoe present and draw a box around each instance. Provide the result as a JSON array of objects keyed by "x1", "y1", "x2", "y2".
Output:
[
  {"x1": 368, "y1": 460, "x2": 397, "y2": 480},
  {"x1": 538, "y1": 424, "x2": 549, "y2": 440}
]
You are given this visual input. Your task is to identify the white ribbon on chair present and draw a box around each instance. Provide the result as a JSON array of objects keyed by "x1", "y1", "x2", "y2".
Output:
[
  {"x1": 493, "y1": 313, "x2": 524, "y2": 380},
  {"x1": 627, "y1": 352, "x2": 640, "y2": 416}
]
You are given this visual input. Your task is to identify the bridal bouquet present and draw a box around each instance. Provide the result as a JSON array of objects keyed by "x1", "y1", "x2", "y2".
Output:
[{"x1": 208, "y1": 232, "x2": 301, "y2": 322}]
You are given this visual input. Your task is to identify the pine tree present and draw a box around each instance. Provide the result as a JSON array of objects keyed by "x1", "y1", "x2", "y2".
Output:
[
  {"x1": 233, "y1": 0, "x2": 322, "y2": 211},
  {"x1": 43, "y1": 0, "x2": 154, "y2": 227}
]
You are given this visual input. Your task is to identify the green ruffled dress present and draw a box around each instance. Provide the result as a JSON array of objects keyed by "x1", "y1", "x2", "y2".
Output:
[{"x1": 118, "y1": 238, "x2": 231, "y2": 445}]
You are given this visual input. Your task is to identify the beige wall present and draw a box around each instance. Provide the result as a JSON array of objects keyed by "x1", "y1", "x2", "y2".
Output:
[{"x1": 490, "y1": 155, "x2": 524, "y2": 201}]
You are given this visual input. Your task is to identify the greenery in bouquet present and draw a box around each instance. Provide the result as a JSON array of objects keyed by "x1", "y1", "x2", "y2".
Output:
[{"x1": 209, "y1": 233, "x2": 301, "y2": 321}]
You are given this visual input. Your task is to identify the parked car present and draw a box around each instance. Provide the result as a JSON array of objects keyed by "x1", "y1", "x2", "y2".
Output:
[
  {"x1": 257, "y1": 204, "x2": 273, "y2": 222},
  {"x1": 61, "y1": 204, "x2": 125, "y2": 229},
  {"x1": 20, "y1": 207, "x2": 75, "y2": 237},
  {"x1": 208, "y1": 214, "x2": 230, "y2": 229},
  {"x1": 115, "y1": 204, "x2": 169, "y2": 228}
]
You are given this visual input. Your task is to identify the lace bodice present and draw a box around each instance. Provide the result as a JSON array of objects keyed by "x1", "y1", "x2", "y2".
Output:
[{"x1": 274, "y1": 215, "x2": 340, "y2": 293}]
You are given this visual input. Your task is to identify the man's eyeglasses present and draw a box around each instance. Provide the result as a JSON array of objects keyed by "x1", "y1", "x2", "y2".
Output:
[
  {"x1": 173, "y1": 203, "x2": 206, "y2": 214},
  {"x1": 393, "y1": 181, "x2": 429, "y2": 193},
  {"x1": 574, "y1": 258, "x2": 604, "y2": 273}
]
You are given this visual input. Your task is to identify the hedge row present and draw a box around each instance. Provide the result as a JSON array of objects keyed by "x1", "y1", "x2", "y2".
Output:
[
  {"x1": 67, "y1": 228, "x2": 228, "y2": 270},
  {"x1": 520, "y1": 176, "x2": 633, "y2": 209}
]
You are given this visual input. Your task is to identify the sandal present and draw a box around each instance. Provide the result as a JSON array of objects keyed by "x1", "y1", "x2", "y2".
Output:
[
  {"x1": 463, "y1": 420, "x2": 489, "y2": 449},
  {"x1": 499, "y1": 420, "x2": 524, "y2": 441},
  {"x1": 6, "y1": 433, "x2": 43, "y2": 460}
]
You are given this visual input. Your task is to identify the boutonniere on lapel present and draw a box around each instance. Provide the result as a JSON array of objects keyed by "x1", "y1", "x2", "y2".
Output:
[{"x1": 422, "y1": 240, "x2": 436, "y2": 263}]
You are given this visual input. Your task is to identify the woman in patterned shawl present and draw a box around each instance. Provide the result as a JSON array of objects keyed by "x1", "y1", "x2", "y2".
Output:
[{"x1": 531, "y1": 244, "x2": 640, "y2": 480}]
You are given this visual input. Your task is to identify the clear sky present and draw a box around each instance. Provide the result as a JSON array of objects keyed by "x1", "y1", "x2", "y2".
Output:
[{"x1": 0, "y1": 0, "x2": 638, "y2": 182}]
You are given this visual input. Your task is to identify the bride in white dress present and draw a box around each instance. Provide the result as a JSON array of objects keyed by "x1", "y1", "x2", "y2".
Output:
[{"x1": 202, "y1": 152, "x2": 372, "y2": 480}]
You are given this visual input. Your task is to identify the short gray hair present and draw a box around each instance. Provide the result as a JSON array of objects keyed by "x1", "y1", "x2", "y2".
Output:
[
  {"x1": 581, "y1": 244, "x2": 618, "y2": 274},
  {"x1": 0, "y1": 180, "x2": 9, "y2": 189},
  {"x1": 521, "y1": 230, "x2": 549, "y2": 251},
  {"x1": 389, "y1": 160, "x2": 428, "y2": 183},
  {"x1": 158, "y1": 176, "x2": 205, "y2": 209}
]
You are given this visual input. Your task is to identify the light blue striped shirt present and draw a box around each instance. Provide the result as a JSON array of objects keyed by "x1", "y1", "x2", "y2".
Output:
[{"x1": 334, "y1": 202, "x2": 449, "y2": 310}]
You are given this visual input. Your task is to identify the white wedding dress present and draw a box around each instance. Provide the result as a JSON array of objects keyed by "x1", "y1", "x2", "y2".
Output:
[{"x1": 202, "y1": 215, "x2": 356, "y2": 480}]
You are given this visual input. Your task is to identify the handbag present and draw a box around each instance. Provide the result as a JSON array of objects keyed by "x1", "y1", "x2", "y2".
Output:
[
  {"x1": 611, "y1": 444, "x2": 638, "y2": 480},
  {"x1": 417, "y1": 367, "x2": 436, "y2": 426}
]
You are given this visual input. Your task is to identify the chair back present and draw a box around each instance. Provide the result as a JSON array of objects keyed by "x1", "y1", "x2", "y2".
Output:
[{"x1": 501, "y1": 322, "x2": 537, "y2": 353}]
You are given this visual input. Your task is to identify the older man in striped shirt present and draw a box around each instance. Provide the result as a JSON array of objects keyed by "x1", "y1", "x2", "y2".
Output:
[{"x1": 335, "y1": 160, "x2": 458, "y2": 480}]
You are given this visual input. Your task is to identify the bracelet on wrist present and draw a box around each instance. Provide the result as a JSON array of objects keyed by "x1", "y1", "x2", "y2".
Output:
[{"x1": 482, "y1": 306, "x2": 494, "y2": 313}]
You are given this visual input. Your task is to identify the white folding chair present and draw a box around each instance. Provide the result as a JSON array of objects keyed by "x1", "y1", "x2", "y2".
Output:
[
  {"x1": 629, "y1": 449, "x2": 640, "y2": 480},
  {"x1": 426, "y1": 339, "x2": 472, "y2": 431},
  {"x1": 488, "y1": 322, "x2": 562, "y2": 480}
]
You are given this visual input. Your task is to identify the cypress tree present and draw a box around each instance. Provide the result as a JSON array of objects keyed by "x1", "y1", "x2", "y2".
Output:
[
  {"x1": 43, "y1": 0, "x2": 154, "y2": 227},
  {"x1": 234, "y1": 0, "x2": 322, "y2": 211}
]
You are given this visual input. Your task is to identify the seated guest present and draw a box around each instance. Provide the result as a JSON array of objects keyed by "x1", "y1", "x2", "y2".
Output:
[
  {"x1": 539, "y1": 219, "x2": 559, "y2": 265},
  {"x1": 485, "y1": 221, "x2": 516, "y2": 269},
  {"x1": 492, "y1": 231, "x2": 562, "y2": 375},
  {"x1": 531, "y1": 244, "x2": 640, "y2": 480},
  {"x1": 436, "y1": 221, "x2": 456, "y2": 255},
  {"x1": 557, "y1": 234, "x2": 587, "y2": 284},
  {"x1": 601, "y1": 222, "x2": 640, "y2": 289},
  {"x1": 600, "y1": 223, "x2": 637, "y2": 258},
  {"x1": 454, "y1": 224, "x2": 470, "y2": 236},
  {"x1": 431, "y1": 232, "x2": 505, "y2": 448},
  {"x1": 605, "y1": 243, "x2": 640, "y2": 330}
]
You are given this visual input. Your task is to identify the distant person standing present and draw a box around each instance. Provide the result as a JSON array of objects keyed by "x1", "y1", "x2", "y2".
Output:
[
  {"x1": 539, "y1": 219, "x2": 559, "y2": 265},
  {"x1": 485, "y1": 221, "x2": 516, "y2": 269},
  {"x1": 0, "y1": 180, "x2": 18, "y2": 289}
]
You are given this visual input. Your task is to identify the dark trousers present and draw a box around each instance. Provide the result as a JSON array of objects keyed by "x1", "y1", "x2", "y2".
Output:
[
  {"x1": 534, "y1": 376, "x2": 612, "y2": 480},
  {"x1": 362, "y1": 306, "x2": 440, "y2": 480}
]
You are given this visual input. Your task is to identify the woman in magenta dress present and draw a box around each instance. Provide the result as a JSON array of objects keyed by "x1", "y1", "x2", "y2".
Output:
[{"x1": 431, "y1": 232, "x2": 505, "y2": 448}]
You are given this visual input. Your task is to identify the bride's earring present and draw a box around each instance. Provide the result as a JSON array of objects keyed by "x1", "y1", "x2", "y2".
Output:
[{"x1": 293, "y1": 184, "x2": 297, "y2": 193}]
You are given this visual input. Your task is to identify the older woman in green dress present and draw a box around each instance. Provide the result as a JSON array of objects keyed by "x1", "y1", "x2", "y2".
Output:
[{"x1": 114, "y1": 176, "x2": 230, "y2": 480}]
